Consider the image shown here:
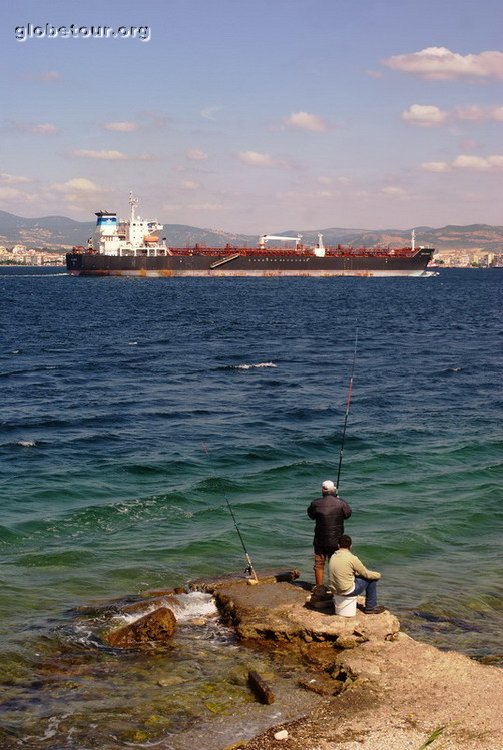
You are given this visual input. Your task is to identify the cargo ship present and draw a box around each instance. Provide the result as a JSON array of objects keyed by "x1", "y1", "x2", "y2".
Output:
[{"x1": 66, "y1": 194, "x2": 435, "y2": 278}]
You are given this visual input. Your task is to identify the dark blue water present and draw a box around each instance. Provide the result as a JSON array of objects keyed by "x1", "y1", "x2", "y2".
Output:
[{"x1": 0, "y1": 267, "x2": 501, "y2": 747}]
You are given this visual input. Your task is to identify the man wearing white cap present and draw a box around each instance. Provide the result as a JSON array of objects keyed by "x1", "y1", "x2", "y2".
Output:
[{"x1": 307, "y1": 480, "x2": 352, "y2": 587}]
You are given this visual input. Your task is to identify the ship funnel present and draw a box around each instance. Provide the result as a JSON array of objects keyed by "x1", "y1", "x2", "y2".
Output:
[{"x1": 95, "y1": 212, "x2": 118, "y2": 234}]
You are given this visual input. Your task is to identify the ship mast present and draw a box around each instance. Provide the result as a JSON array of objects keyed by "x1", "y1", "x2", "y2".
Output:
[
  {"x1": 411, "y1": 229, "x2": 416, "y2": 251},
  {"x1": 129, "y1": 191, "x2": 139, "y2": 223}
]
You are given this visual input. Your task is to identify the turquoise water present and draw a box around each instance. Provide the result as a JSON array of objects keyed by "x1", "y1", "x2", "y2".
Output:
[{"x1": 0, "y1": 268, "x2": 501, "y2": 747}]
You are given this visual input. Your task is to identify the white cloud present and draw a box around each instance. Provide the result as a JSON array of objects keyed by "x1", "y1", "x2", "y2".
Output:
[
  {"x1": 402, "y1": 104, "x2": 448, "y2": 126},
  {"x1": 62, "y1": 178, "x2": 101, "y2": 192},
  {"x1": 421, "y1": 154, "x2": 503, "y2": 172},
  {"x1": 284, "y1": 111, "x2": 329, "y2": 132},
  {"x1": 453, "y1": 154, "x2": 503, "y2": 170},
  {"x1": 72, "y1": 149, "x2": 128, "y2": 160},
  {"x1": 186, "y1": 149, "x2": 208, "y2": 161},
  {"x1": 103, "y1": 121, "x2": 138, "y2": 132},
  {"x1": 163, "y1": 201, "x2": 224, "y2": 213},
  {"x1": 6, "y1": 121, "x2": 60, "y2": 135},
  {"x1": 456, "y1": 105, "x2": 503, "y2": 121},
  {"x1": 421, "y1": 161, "x2": 451, "y2": 172},
  {"x1": 32, "y1": 123, "x2": 59, "y2": 135},
  {"x1": 238, "y1": 151, "x2": 276, "y2": 167},
  {"x1": 401, "y1": 102, "x2": 503, "y2": 126},
  {"x1": 181, "y1": 180, "x2": 200, "y2": 190},
  {"x1": 238, "y1": 150, "x2": 289, "y2": 168},
  {"x1": 382, "y1": 186, "x2": 408, "y2": 197},
  {"x1": 190, "y1": 202, "x2": 223, "y2": 211},
  {"x1": 0, "y1": 172, "x2": 32, "y2": 184},
  {"x1": 50, "y1": 177, "x2": 106, "y2": 206},
  {"x1": 0, "y1": 187, "x2": 33, "y2": 201},
  {"x1": 384, "y1": 47, "x2": 503, "y2": 80}
]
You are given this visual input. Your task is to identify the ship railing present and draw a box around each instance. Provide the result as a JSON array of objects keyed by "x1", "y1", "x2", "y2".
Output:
[{"x1": 164, "y1": 246, "x2": 419, "y2": 258}]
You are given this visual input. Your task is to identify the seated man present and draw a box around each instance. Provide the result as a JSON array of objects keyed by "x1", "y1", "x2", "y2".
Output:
[{"x1": 328, "y1": 534, "x2": 385, "y2": 614}]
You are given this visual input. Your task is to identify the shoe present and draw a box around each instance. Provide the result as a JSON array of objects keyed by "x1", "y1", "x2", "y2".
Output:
[{"x1": 363, "y1": 606, "x2": 385, "y2": 615}]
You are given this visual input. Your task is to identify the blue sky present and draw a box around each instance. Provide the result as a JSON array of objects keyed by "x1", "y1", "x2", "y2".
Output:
[{"x1": 1, "y1": 0, "x2": 502, "y2": 232}]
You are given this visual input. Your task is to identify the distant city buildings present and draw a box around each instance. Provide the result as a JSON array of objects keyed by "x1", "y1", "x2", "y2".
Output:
[
  {"x1": 433, "y1": 249, "x2": 501, "y2": 268},
  {"x1": 0, "y1": 245, "x2": 65, "y2": 266}
]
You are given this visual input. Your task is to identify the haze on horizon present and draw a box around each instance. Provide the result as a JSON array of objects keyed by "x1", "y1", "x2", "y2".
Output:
[{"x1": 0, "y1": 0, "x2": 502, "y2": 234}]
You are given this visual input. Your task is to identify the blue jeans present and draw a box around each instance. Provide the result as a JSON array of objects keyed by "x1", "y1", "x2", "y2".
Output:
[{"x1": 346, "y1": 576, "x2": 378, "y2": 609}]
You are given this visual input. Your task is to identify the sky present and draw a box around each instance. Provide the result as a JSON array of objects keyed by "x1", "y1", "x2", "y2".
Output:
[{"x1": 1, "y1": 0, "x2": 502, "y2": 233}]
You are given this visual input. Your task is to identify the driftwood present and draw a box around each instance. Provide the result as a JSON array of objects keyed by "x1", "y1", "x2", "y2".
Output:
[{"x1": 247, "y1": 670, "x2": 275, "y2": 704}]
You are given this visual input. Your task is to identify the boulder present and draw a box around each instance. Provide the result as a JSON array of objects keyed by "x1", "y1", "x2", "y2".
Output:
[{"x1": 105, "y1": 607, "x2": 176, "y2": 648}]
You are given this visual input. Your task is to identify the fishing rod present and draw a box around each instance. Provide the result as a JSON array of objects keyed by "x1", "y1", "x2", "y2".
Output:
[
  {"x1": 225, "y1": 497, "x2": 259, "y2": 583},
  {"x1": 336, "y1": 325, "x2": 359, "y2": 491}
]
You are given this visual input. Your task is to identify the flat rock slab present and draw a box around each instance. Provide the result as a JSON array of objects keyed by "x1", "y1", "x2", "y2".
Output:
[{"x1": 189, "y1": 572, "x2": 399, "y2": 647}]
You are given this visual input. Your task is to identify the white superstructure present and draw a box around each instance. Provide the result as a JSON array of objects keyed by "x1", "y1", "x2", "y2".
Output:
[{"x1": 91, "y1": 192, "x2": 165, "y2": 256}]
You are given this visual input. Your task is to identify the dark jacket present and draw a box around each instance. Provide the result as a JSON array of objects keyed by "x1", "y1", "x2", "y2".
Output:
[{"x1": 307, "y1": 493, "x2": 352, "y2": 548}]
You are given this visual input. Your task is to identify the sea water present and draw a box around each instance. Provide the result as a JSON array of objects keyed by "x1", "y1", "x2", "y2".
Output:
[{"x1": 0, "y1": 267, "x2": 501, "y2": 747}]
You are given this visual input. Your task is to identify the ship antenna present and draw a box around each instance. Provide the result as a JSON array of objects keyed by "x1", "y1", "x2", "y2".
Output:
[{"x1": 336, "y1": 325, "x2": 359, "y2": 491}]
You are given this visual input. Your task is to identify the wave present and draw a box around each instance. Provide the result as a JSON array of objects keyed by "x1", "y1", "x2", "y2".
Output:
[
  {"x1": 223, "y1": 362, "x2": 277, "y2": 370},
  {"x1": 0, "y1": 272, "x2": 66, "y2": 278}
]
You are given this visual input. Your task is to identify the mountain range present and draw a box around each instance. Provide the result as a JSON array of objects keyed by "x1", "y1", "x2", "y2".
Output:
[{"x1": 1, "y1": 209, "x2": 502, "y2": 253}]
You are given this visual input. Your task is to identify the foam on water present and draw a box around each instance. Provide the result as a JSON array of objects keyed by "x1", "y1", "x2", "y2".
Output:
[
  {"x1": 116, "y1": 592, "x2": 218, "y2": 626},
  {"x1": 227, "y1": 361, "x2": 277, "y2": 369}
]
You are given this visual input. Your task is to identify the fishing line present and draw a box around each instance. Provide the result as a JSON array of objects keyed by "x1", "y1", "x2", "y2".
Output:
[{"x1": 336, "y1": 325, "x2": 359, "y2": 491}]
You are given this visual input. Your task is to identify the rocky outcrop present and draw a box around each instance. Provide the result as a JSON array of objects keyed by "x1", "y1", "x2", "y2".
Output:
[
  {"x1": 105, "y1": 607, "x2": 176, "y2": 648},
  {"x1": 188, "y1": 573, "x2": 399, "y2": 649}
]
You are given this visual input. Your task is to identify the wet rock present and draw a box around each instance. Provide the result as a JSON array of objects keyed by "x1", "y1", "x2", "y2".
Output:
[
  {"x1": 298, "y1": 673, "x2": 344, "y2": 696},
  {"x1": 157, "y1": 675, "x2": 187, "y2": 687},
  {"x1": 479, "y1": 654, "x2": 503, "y2": 665},
  {"x1": 105, "y1": 607, "x2": 176, "y2": 648},
  {"x1": 121, "y1": 595, "x2": 184, "y2": 615},
  {"x1": 140, "y1": 587, "x2": 186, "y2": 598},
  {"x1": 188, "y1": 569, "x2": 300, "y2": 593}
]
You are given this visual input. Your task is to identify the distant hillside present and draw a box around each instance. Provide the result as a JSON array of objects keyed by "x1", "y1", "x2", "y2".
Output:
[
  {"x1": 0, "y1": 209, "x2": 502, "y2": 252},
  {"x1": 0, "y1": 211, "x2": 95, "y2": 249}
]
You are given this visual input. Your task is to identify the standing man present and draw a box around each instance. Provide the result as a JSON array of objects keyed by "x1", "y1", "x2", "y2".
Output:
[
  {"x1": 307, "y1": 480, "x2": 352, "y2": 588},
  {"x1": 329, "y1": 535, "x2": 384, "y2": 614}
]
